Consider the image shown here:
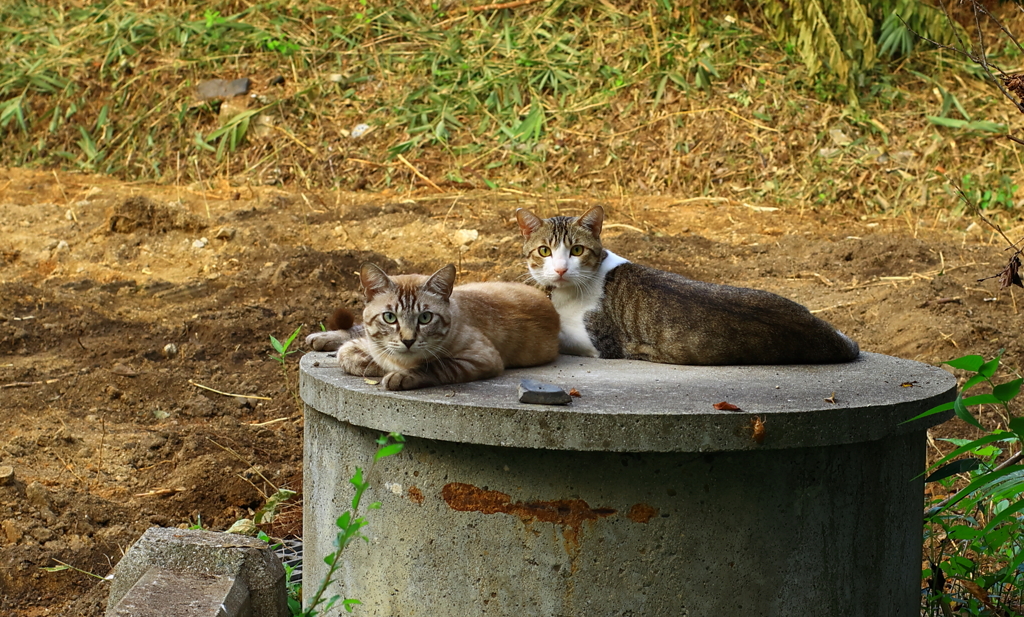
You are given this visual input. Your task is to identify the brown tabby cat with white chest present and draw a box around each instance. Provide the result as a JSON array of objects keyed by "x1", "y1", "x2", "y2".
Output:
[
  {"x1": 308, "y1": 263, "x2": 560, "y2": 390},
  {"x1": 516, "y1": 206, "x2": 859, "y2": 365}
]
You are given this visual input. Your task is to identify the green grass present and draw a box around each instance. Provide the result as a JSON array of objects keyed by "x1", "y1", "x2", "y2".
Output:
[{"x1": 1, "y1": 0, "x2": 1023, "y2": 216}]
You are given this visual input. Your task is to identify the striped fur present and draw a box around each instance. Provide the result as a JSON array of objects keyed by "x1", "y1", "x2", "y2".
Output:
[
  {"x1": 334, "y1": 263, "x2": 560, "y2": 390},
  {"x1": 516, "y1": 206, "x2": 860, "y2": 365}
]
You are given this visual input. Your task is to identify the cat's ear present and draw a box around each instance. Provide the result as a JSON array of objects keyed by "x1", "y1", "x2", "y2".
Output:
[
  {"x1": 423, "y1": 264, "x2": 456, "y2": 299},
  {"x1": 575, "y1": 206, "x2": 604, "y2": 239},
  {"x1": 515, "y1": 208, "x2": 544, "y2": 239},
  {"x1": 359, "y1": 263, "x2": 396, "y2": 301}
]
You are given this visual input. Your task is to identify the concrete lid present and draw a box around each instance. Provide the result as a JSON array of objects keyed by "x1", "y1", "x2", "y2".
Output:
[{"x1": 300, "y1": 352, "x2": 956, "y2": 452}]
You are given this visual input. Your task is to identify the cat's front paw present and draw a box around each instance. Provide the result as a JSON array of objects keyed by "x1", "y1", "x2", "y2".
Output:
[
  {"x1": 337, "y1": 341, "x2": 383, "y2": 377},
  {"x1": 306, "y1": 330, "x2": 352, "y2": 351},
  {"x1": 382, "y1": 370, "x2": 431, "y2": 391}
]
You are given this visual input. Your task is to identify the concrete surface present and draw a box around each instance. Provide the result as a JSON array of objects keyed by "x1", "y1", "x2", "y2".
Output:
[
  {"x1": 107, "y1": 566, "x2": 249, "y2": 617},
  {"x1": 300, "y1": 352, "x2": 956, "y2": 616},
  {"x1": 105, "y1": 527, "x2": 288, "y2": 617},
  {"x1": 300, "y1": 352, "x2": 955, "y2": 451}
]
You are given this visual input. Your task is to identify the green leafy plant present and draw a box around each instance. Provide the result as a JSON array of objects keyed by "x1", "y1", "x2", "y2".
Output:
[
  {"x1": 262, "y1": 36, "x2": 300, "y2": 55},
  {"x1": 225, "y1": 486, "x2": 300, "y2": 536},
  {"x1": 759, "y1": 0, "x2": 960, "y2": 95},
  {"x1": 294, "y1": 432, "x2": 406, "y2": 616},
  {"x1": 910, "y1": 353, "x2": 1024, "y2": 615},
  {"x1": 927, "y1": 117, "x2": 1008, "y2": 136},
  {"x1": 203, "y1": 9, "x2": 226, "y2": 29},
  {"x1": 196, "y1": 107, "x2": 266, "y2": 162},
  {"x1": 877, "y1": 0, "x2": 958, "y2": 60},
  {"x1": 0, "y1": 95, "x2": 27, "y2": 132},
  {"x1": 957, "y1": 174, "x2": 1018, "y2": 213},
  {"x1": 269, "y1": 326, "x2": 302, "y2": 366},
  {"x1": 256, "y1": 487, "x2": 298, "y2": 525},
  {"x1": 269, "y1": 325, "x2": 304, "y2": 412}
]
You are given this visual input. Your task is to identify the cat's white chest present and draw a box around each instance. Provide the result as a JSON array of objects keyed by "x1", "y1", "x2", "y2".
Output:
[
  {"x1": 548, "y1": 251, "x2": 629, "y2": 357},
  {"x1": 551, "y1": 290, "x2": 601, "y2": 357}
]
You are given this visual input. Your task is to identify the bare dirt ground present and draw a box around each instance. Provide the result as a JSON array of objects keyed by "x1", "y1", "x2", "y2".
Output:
[{"x1": 0, "y1": 166, "x2": 1020, "y2": 614}]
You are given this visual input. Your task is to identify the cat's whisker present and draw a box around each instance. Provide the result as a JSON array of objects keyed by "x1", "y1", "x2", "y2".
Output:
[
  {"x1": 425, "y1": 343, "x2": 457, "y2": 371},
  {"x1": 377, "y1": 346, "x2": 403, "y2": 371},
  {"x1": 417, "y1": 345, "x2": 462, "y2": 384},
  {"x1": 424, "y1": 347, "x2": 458, "y2": 382}
]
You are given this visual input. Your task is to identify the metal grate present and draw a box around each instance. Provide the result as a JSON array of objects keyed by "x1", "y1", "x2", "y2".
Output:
[{"x1": 273, "y1": 536, "x2": 303, "y2": 586}]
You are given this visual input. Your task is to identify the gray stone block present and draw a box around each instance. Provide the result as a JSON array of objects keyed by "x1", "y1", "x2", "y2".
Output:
[
  {"x1": 108, "y1": 567, "x2": 249, "y2": 617},
  {"x1": 105, "y1": 527, "x2": 288, "y2": 617}
]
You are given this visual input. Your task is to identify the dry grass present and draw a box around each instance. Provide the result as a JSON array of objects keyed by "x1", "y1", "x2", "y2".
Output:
[{"x1": 0, "y1": 0, "x2": 1022, "y2": 224}]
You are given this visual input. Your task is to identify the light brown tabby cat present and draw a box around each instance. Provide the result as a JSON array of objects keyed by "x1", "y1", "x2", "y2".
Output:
[
  {"x1": 307, "y1": 263, "x2": 560, "y2": 391},
  {"x1": 515, "y1": 206, "x2": 859, "y2": 365}
]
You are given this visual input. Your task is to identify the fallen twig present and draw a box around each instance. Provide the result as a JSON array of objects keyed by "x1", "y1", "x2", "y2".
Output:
[
  {"x1": 821, "y1": 265, "x2": 979, "y2": 293},
  {"x1": 797, "y1": 272, "x2": 833, "y2": 286},
  {"x1": 396, "y1": 154, "x2": 444, "y2": 193},
  {"x1": 3, "y1": 380, "x2": 47, "y2": 389},
  {"x1": 346, "y1": 157, "x2": 386, "y2": 168},
  {"x1": 248, "y1": 416, "x2": 297, "y2": 427},
  {"x1": 43, "y1": 558, "x2": 107, "y2": 580},
  {"x1": 468, "y1": 0, "x2": 544, "y2": 12},
  {"x1": 498, "y1": 186, "x2": 544, "y2": 198},
  {"x1": 810, "y1": 302, "x2": 860, "y2": 314},
  {"x1": 53, "y1": 450, "x2": 87, "y2": 486},
  {"x1": 134, "y1": 487, "x2": 186, "y2": 498},
  {"x1": 604, "y1": 223, "x2": 646, "y2": 234},
  {"x1": 2, "y1": 378, "x2": 62, "y2": 389},
  {"x1": 670, "y1": 196, "x2": 732, "y2": 205},
  {"x1": 188, "y1": 380, "x2": 271, "y2": 400},
  {"x1": 271, "y1": 124, "x2": 316, "y2": 155}
]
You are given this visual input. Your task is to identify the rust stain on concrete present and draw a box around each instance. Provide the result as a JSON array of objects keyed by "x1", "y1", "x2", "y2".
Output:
[
  {"x1": 626, "y1": 503, "x2": 658, "y2": 523},
  {"x1": 407, "y1": 485, "x2": 424, "y2": 505},
  {"x1": 441, "y1": 482, "x2": 616, "y2": 555}
]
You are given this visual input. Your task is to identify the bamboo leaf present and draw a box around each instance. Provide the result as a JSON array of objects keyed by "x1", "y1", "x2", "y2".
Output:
[
  {"x1": 945, "y1": 355, "x2": 986, "y2": 371},
  {"x1": 925, "y1": 432, "x2": 1013, "y2": 474},
  {"x1": 925, "y1": 458, "x2": 982, "y2": 483},
  {"x1": 928, "y1": 116, "x2": 969, "y2": 129},
  {"x1": 993, "y1": 378, "x2": 1023, "y2": 403},
  {"x1": 953, "y1": 394, "x2": 985, "y2": 430},
  {"x1": 936, "y1": 465, "x2": 1024, "y2": 512}
]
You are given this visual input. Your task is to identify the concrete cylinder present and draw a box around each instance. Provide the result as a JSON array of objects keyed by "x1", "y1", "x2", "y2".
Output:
[{"x1": 300, "y1": 352, "x2": 955, "y2": 616}]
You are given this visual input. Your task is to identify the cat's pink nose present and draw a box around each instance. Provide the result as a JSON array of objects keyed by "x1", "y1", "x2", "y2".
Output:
[{"x1": 554, "y1": 267, "x2": 567, "y2": 277}]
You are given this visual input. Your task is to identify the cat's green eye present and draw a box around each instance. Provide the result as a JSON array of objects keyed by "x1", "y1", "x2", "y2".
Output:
[
  {"x1": 418, "y1": 311, "x2": 433, "y2": 325},
  {"x1": 538, "y1": 246, "x2": 552, "y2": 257},
  {"x1": 570, "y1": 245, "x2": 585, "y2": 256},
  {"x1": 382, "y1": 312, "x2": 397, "y2": 324}
]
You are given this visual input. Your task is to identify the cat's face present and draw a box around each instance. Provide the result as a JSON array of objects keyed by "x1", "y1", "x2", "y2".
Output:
[
  {"x1": 516, "y1": 206, "x2": 605, "y2": 289},
  {"x1": 359, "y1": 263, "x2": 455, "y2": 370}
]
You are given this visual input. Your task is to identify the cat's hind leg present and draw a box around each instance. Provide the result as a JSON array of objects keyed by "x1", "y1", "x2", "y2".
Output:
[
  {"x1": 305, "y1": 330, "x2": 351, "y2": 351},
  {"x1": 306, "y1": 307, "x2": 363, "y2": 351},
  {"x1": 305, "y1": 324, "x2": 366, "y2": 351}
]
